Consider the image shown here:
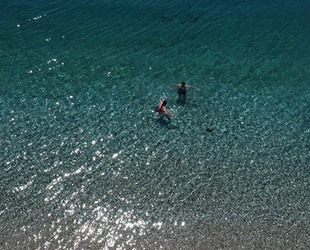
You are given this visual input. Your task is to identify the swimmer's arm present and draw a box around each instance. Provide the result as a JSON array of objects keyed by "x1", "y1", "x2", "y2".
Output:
[
  {"x1": 162, "y1": 107, "x2": 175, "y2": 116},
  {"x1": 167, "y1": 84, "x2": 180, "y2": 88},
  {"x1": 185, "y1": 85, "x2": 200, "y2": 91},
  {"x1": 166, "y1": 111, "x2": 175, "y2": 116}
]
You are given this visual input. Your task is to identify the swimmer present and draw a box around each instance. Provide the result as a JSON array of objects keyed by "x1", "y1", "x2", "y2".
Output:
[
  {"x1": 155, "y1": 98, "x2": 175, "y2": 116},
  {"x1": 167, "y1": 81, "x2": 200, "y2": 95},
  {"x1": 167, "y1": 81, "x2": 199, "y2": 103}
]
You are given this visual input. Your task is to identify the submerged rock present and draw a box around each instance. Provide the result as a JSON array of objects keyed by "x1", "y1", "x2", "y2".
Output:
[{"x1": 206, "y1": 124, "x2": 214, "y2": 132}]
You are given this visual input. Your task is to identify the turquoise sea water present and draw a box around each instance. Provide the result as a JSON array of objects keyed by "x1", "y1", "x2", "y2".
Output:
[{"x1": 1, "y1": 0, "x2": 310, "y2": 249}]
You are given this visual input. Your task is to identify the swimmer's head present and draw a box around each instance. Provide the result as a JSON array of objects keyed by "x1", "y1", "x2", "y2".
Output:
[
  {"x1": 162, "y1": 100, "x2": 167, "y2": 106},
  {"x1": 181, "y1": 82, "x2": 185, "y2": 86}
]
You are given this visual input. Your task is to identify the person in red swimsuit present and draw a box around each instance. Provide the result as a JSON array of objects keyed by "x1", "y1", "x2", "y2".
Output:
[{"x1": 155, "y1": 98, "x2": 175, "y2": 116}]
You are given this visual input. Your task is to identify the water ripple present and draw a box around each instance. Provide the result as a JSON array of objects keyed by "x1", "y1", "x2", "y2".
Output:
[{"x1": 1, "y1": 0, "x2": 310, "y2": 249}]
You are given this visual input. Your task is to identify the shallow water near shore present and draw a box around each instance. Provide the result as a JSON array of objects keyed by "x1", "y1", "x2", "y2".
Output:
[{"x1": 1, "y1": 0, "x2": 310, "y2": 249}]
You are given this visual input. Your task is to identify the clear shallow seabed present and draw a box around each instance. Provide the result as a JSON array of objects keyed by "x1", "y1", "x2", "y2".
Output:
[{"x1": 0, "y1": 0, "x2": 310, "y2": 249}]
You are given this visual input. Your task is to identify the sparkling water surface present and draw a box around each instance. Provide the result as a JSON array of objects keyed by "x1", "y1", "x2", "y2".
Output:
[{"x1": 1, "y1": 0, "x2": 310, "y2": 249}]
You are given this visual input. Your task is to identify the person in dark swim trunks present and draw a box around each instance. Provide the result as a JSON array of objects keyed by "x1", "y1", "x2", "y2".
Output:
[
  {"x1": 167, "y1": 81, "x2": 200, "y2": 103},
  {"x1": 155, "y1": 98, "x2": 175, "y2": 116}
]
